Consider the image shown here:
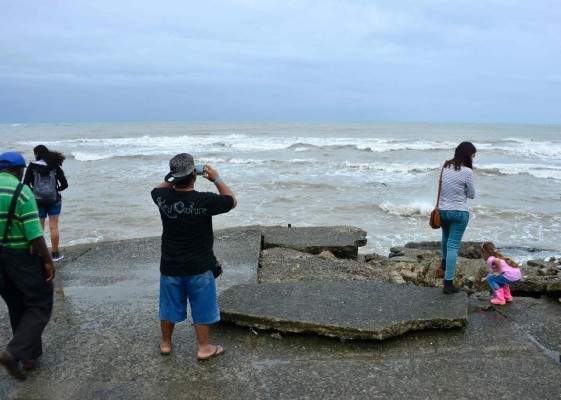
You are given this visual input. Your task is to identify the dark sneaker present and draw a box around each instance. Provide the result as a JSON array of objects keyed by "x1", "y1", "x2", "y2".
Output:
[
  {"x1": 52, "y1": 252, "x2": 64, "y2": 261},
  {"x1": 0, "y1": 351, "x2": 26, "y2": 381},
  {"x1": 443, "y1": 279, "x2": 461, "y2": 294}
]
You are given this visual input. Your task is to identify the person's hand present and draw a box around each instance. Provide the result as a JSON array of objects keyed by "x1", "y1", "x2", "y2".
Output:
[
  {"x1": 43, "y1": 261, "x2": 55, "y2": 282},
  {"x1": 480, "y1": 277, "x2": 487, "y2": 283},
  {"x1": 204, "y1": 164, "x2": 220, "y2": 182}
]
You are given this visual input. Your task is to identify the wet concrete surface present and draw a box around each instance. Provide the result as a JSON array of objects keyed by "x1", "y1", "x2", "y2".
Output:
[
  {"x1": 220, "y1": 282, "x2": 467, "y2": 339},
  {"x1": 1, "y1": 227, "x2": 560, "y2": 399}
]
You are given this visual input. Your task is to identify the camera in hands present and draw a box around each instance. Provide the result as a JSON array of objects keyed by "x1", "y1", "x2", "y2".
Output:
[{"x1": 194, "y1": 165, "x2": 205, "y2": 175}]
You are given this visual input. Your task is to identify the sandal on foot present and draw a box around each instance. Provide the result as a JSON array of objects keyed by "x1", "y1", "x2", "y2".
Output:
[{"x1": 197, "y1": 345, "x2": 225, "y2": 361}]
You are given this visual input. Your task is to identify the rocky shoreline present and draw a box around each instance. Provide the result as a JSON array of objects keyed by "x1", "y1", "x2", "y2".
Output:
[{"x1": 258, "y1": 226, "x2": 561, "y2": 300}]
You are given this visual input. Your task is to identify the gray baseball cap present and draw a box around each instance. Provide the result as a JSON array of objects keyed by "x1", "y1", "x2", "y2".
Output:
[{"x1": 164, "y1": 153, "x2": 195, "y2": 183}]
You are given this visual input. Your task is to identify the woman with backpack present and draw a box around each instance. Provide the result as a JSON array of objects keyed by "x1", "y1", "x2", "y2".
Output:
[{"x1": 23, "y1": 145, "x2": 68, "y2": 261}]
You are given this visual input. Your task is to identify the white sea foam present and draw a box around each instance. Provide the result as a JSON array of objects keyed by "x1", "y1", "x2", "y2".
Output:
[
  {"x1": 21, "y1": 133, "x2": 561, "y2": 164},
  {"x1": 344, "y1": 161, "x2": 435, "y2": 174},
  {"x1": 495, "y1": 138, "x2": 561, "y2": 160},
  {"x1": 72, "y1": 151, "x2": 114, "y2": 161},
  {"x1": 219, "y1": 158, "x2": 269, "y2": 165},
  {"x1": 20, "y1": 135, "x2": 461, "y2": 158},
  {"x1": 355, "y1": 140, "x2": 455, "y2": 152},
  {"x1": 478, "y1": 163, "x2": 561, "y2": 181},
  {"x1": 379, "y1": 200, "x2": 435, "y2": 217}
]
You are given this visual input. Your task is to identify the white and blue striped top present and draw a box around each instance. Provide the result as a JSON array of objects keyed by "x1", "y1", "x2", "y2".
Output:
[{"x1": 438, "y1": 165, "x2": 476, "y2": 211}]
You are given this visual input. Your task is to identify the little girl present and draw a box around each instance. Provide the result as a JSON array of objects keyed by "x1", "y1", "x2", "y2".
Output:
[{"x1": 480, "y1": 242, "x2": 522, "y2": 305}]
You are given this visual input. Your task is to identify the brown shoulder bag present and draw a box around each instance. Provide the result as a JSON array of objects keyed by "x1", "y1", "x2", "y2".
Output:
[{"x1": 429, "y1": 166, "x2": 444, "y2": 229}]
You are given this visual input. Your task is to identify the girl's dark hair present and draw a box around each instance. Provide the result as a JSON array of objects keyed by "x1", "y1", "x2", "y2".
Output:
[
  {"x1": 444, "y1": 141, "x2": 476, "y2": 170},
  {"x1": 34, "y1": 144, "x2": 66, "y2": 170},
  {"x1": 481, "y1": 241, "x2": 520, "y2": 268}
]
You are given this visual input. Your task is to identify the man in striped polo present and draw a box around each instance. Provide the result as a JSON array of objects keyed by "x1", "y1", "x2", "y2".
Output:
[{"x1": 0, "y1": 151, "x2": 54, "y2": 381}]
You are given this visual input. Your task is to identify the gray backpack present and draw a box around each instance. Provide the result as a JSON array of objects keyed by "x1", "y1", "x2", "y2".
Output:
[{"x1": 33, "y1": 169, "x2": 58, "y2": 204}]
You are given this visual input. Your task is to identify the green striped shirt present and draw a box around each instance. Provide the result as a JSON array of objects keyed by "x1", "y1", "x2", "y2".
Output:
[{"x1": 0, "y1": 172, "x2": 43, "y2": 249}]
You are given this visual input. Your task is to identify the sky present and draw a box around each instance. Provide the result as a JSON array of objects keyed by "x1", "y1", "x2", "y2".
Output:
[{"x1": 1, "y1": 0, "x2": 560, "y2": 124}]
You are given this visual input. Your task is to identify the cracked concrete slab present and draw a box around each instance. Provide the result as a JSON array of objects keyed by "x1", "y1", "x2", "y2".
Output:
[{"x1": 219, "y1": 281, "x2": 468, "y2": 340}]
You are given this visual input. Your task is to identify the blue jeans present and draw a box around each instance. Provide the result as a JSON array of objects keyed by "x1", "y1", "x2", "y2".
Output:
[
  {"x1": 486, "y1": 274, "x2": 520, "y2": 291},
  {"x1": 439, "y1": 210, "x2": 470, "y2": 281}
]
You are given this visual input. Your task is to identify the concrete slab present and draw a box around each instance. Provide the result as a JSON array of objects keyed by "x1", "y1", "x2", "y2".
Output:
[
  {"x1": 262, "y1": 225, "x2": 367, "y2": 259},
  {"x1": 219, "y1": 281, "x2": 468, "y2": 340}
]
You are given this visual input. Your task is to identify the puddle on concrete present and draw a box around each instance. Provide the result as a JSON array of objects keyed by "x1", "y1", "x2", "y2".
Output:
[
  {"x1": 217, "y1": 264, "x2": 257, "y2": 294},
  {"x1": 500, "y1": 309, "x2": 561, "y2": 364},
  {"x1": 524, "y1": 332, "x2": 561, "y2": 364},
  {"x1": 226, "y1": 263, "x2": 257, "y2": 281},
  {"x1": 61, "y1": 279, "x2": 157, "y2": 302},
  {"x1": 252, "y1": 359, "x2": 292, "y2": 373}
]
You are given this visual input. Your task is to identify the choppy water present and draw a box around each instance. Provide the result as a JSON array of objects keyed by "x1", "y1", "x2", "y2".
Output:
[{"x1": 1, "y1": 121, "x2": 560, "y2": 262}]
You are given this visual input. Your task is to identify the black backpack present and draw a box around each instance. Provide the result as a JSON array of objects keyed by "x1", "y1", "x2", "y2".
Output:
[{"x1": 33, "y1": 169, "x2": 58, "y2": 205}]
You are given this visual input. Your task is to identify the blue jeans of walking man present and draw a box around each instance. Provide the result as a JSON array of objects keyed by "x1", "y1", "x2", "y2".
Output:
[{"x1": 439, "y1": 210, "x2": 469, "y2": 281}]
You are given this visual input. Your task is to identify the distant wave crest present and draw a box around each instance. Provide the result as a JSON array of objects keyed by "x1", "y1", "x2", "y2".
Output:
[{"x1": 379, "y1": 201, "x2": 434, "y2": 217}]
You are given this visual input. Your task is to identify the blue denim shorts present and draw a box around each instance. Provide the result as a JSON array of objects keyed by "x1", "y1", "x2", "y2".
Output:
[
  {"x1": 159, "y1": 270, "x2": 220, "y2": 325},
  {"x1": 38, "y1": 202, "x2": 62, "y2": 219}
]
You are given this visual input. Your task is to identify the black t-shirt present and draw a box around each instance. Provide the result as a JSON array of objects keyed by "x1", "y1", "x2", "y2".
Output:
[{"x1": 151, "y1": 187, "x2": 234, "y2": 276}]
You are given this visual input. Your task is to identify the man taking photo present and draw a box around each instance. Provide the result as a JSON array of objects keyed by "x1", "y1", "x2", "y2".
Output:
[{"x1": 151, "y1": 153, "x2": 236, "y2": 360}]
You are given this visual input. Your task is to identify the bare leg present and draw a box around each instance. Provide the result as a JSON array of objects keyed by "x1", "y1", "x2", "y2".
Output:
[
  {"x1": 194, "y1": 324, "x2": 223, "y2": 359},
  {"x1": 160, "y1": 320, "x2": 174, "y2": 354},
  {"x1": 48, "y1": 216, "x2": 60, "y2": 252},
  {"x1": 40, "y1": 218, "x2": 46, "y2": 231}
]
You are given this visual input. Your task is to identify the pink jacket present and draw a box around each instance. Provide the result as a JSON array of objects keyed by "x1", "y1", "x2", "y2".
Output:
[{"x1": 486, "y1": 256, "x2": 522, "y2": 281}]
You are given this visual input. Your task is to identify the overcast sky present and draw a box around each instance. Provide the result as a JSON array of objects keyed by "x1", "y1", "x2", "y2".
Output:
[{"x1": 1, "y1": 0, "x2": 560, "y2": 124}]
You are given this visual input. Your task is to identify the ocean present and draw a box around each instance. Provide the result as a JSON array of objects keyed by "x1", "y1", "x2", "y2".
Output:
[{"x1": 1, "y1": 121, "x2": 560, "y2": 262}]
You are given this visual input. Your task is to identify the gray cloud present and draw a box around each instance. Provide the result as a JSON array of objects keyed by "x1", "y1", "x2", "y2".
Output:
[{"x1": 1, "y1": 0, "x2": 560, "y2": 123}]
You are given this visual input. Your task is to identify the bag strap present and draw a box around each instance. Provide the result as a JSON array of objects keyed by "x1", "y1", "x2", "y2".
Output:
[
  {"x1": 1, "y1": 183, "x2": 24, "y2": 250},
  {"x1": 435, "y1": 165, "x2": 444, "y2": 208}
]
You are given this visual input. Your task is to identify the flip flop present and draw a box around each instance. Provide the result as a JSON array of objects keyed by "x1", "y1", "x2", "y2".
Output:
[
  {"x1": 160, "y1": 343, "x2": 172, "y2": 355},
  {"x1": 197, "y1": 345, "x2": 225, "y2": 361}
]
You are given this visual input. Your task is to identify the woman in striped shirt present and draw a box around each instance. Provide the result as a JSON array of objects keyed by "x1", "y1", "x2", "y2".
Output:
[{"x1": 435, "y1": 142, "x2": 477, "y2": 294}]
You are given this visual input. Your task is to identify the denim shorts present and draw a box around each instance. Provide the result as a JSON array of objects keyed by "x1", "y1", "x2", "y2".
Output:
[
  {"x1": 159, "y1": 270, "x2": 220, "y2": 325},
  {"x1": 38, "y1": 202, "x2": 62, "y2": 219}
]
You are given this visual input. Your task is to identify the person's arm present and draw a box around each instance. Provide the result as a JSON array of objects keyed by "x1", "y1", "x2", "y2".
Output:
[
  {"x1": 29, "y1": 236, "x2": 55, "y2": 282},
  {"x1": 492, "y1": 258, "x2": 502, "y2": 275},
  {"x1": 23, "y1": 164, "x2": 33, "y2": 187},
  {"x1": 204, "y1": 165, "x2": 237, "y2": 208},
  {"x1": 465, "y1": 169, "x2": 476, "y2": 199},
  {"x1": 56, "y1": 166, "x2": 68, "y2": 191}
]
